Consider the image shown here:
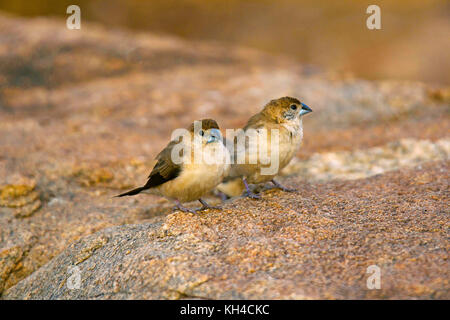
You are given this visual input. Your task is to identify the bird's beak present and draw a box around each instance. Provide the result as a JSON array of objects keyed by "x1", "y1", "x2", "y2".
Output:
[
  {"x1": 207, "y1": 128, "x2": 221, "y2": 144},
  {"x1": 299, "y1": 103, "x2": 312, "y2": 116}
]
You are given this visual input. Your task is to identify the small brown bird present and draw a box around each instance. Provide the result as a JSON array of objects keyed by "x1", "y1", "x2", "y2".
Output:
[
  {"x1": 116, "y1": 119, "x2": 230, "y2": 213},
  {"x1": 222, "y1": 96, "x2": 312, "y2": 198}
]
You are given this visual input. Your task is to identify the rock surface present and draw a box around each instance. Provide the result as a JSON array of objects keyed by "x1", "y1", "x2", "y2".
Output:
[
  {"x1": 0, "y1": 13, "x2": 449, "y2": 298},
  {"x1": 4, "y1": 162, "x2": 449, "y2": 299}
]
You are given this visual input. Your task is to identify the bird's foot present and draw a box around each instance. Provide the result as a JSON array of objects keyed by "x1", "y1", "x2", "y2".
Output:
[
  {"x1": 243, "y1": 191, "x2": 261, "y2": 199},
  {"x1": 173, "y1": 202, "x2": 198, "y2": 214},
  {"x1": 242, "y1": 177, "x2": 261, "y2": 199},
  {"x1": 215, "y1": 191, "x2": 230, "y2": 201},
  {"x1": 198, "y1": 199, "x2": 222, "y2": 211},
  {"x1": 199, "y1": 205, "x2": 222, "y2": 211},
  {"x1": 271, "y1": 179, "x2": 296, "y2": 192}
]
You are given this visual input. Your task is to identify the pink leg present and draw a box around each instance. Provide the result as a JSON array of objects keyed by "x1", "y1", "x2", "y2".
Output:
[
  {"x1": 242, "y1": 177, "x2": 261, "y2": 199},
  {"x1": 271, "y1": 179, "x2": 296, "y2": 192},
  {"x1": 198, "y1": 198, "x2": 222, "y2": 211},
  {"x1": 173, "y1": 200, "x2": 198, "y2": 214}
]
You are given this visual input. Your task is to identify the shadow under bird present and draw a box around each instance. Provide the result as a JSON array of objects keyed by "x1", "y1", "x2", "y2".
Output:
[
  {"x1": 116, "y1": 119, "x2": 230, "y2": 213},
  {"x1": 220, "y1": 96, "x2": 312, "y2": 199}
]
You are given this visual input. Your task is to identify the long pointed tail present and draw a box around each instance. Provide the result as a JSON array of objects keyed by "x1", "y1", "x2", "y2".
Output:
[{"x1": 115, "y1": 186, "x2": 147, "y2": 197}]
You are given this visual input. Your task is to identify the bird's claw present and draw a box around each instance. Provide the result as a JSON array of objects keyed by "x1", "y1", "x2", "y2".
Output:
[
  {"x1": 271, "y1": 180, "x2": 296, "y2": 192},
  {"x1": 199, "y1": 205, "x2": 222, "y2": 211},
  {"x1": 198, "y1": 198, "x2": 222, "y2": 211},
  {"x1": 216, "y1": 191, "x2": 230, "y2": 201},
  {"x1": 243, "y1": 191, "x2": 261, "y2": 199},
  {"x1": 173, "y1": 205, "x2": 197, "y2": 214}
]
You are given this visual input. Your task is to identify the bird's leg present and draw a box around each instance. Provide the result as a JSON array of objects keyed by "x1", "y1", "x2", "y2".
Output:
[
  {"x1": 173, "y1": 200, "x2": 198, "y2": 214},
  {"x1": 242, "y1": 177, "x2": 261, "y2": 199},
  {"x1": 271, "y1": 179, "x2": 296, "y2": 192},
  {"x1": 215, "y1": 190, "x2": 230, "y2": 201},
  {"x1": 198, "y1": 198, "x2": 222, "y2": 211}
]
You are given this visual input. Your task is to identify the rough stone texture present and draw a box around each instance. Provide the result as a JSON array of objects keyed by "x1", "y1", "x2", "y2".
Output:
[
  {"x1": 0, "y1": 13, "x2": 449, "y2": 298},
  {"x1": 3, "y1": 162, "x2": 449, "y2": 299},
  {"x1": 221, "y1": 138, "x2": 450, "y2": 197},
  {"x1": 283, "y1": 138, "x2": 450, "y2": 181}
]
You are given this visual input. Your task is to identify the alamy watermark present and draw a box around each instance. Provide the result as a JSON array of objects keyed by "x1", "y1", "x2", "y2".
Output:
[
  {"x1": 366, "y1": 5, "x2": 381, "y2": 30},
  {"x1": 169, "y1": 121, "x2": 284, "y2": 176},
  {"x1": 67, "y1": 265, "x2": 81, "y2": 290},
  {"x1": 66, "y1": 5, "x2": 81, "y2": 30},
  {"x1": 366, "y1": 265, "x2": 381, "y2": 289},
  {"x1": 65, "y1": 5, "x2": 381, "y2": 31}
]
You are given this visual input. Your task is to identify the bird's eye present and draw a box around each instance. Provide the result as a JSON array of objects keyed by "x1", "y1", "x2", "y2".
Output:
[
  {"x1": 290, "y1": 104, "x2": 297, "y2": 110},
  {"x1": 199, "y1": 130, "x2": 204, "y2": 136}
]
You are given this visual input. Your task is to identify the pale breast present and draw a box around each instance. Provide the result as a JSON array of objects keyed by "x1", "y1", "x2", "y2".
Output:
[
  {"x1": 243, "y1": 121, "x2": 303, "y2": 184},
  {"x1": 158, "y1": 142, "x2": 230, "y2": 202}
]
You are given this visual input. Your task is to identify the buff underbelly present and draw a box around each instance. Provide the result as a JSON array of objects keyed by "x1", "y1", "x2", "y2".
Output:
[
  {"x1": 158, "y1": 163, "x2": 227, "y2": 202},
  {"x1": 246, "y1": 138, "x2": 300, "y2": 184}
]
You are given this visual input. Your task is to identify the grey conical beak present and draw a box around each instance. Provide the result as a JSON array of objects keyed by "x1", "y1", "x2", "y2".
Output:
[
  {"x1": 207, "y1": 128, "x2": 222, "y2": 144},
  {"x1": 299, "y1": 103, "x2": 312, "y2": 116}
]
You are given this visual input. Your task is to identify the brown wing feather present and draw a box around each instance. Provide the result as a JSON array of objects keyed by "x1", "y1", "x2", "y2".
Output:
[
  {"x1": 243, "y1": 113, "x2": 265, "y2": 131},
  {"x1": 147, "y1": 140, "x2": 181, "y2": 182},
  {"x1": 115, "y1": 140, "x2": 182, "y2": 197}
]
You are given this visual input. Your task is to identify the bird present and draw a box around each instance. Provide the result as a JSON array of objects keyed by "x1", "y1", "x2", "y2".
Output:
[
  {"x1": 220, "y1": 96, "x2": 312, "y2": 199},
  {"x1": 116, "y1": 119, "x2": 231, "y2": 213}
]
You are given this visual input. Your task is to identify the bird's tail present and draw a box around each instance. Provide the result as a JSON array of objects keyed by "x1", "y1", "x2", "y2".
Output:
[{"x1": 115, "y1": 185, "x2": 148, "y2": 197}]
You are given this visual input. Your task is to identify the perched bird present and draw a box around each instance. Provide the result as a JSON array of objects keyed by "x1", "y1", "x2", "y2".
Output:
[
  {"x1": 116, "y1": 119, "x2": 230, "y2": 213},
  {"x1": 221, "y1": 96, "x2": 312, "y2": 198}
]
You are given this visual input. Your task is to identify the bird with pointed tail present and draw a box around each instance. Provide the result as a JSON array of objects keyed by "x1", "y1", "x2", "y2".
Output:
[
  {"x1": 219, "y1": 97, "x2": 312, "y2": 199},
  {"x1": 116, "y1": 119, "x2": 230, "y2": 213}
]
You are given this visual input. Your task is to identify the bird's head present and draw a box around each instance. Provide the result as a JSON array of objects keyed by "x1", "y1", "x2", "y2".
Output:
[
  {"x1": 188, "y1": 119, "x2": 223, "y2": 146},
  {"x1": 261, "y1": 96, "x2": 312, "y2": 124}
]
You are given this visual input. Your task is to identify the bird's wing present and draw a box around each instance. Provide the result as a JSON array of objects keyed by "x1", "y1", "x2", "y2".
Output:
[
  {"x1": 243, "y1": 113, "x2": 265, "y2": 131},
  {"x1": 115, "y1": 140, "x2": 182, "y2": 197},
  {"x1": 146, "y1": 140, "x2": 182, "y2": 187}
]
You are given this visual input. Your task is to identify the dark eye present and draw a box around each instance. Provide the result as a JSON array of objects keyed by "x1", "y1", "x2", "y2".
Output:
[
  {"x1": 199, "y1": 130, "x2": 204, "y2": 136},
  {"x1": 290, "y1": 104, "x2": 297, "y2": 110}
]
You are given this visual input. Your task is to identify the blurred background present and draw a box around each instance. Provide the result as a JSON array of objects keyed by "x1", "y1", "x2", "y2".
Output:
[
  {"x1": 0, "y1": 0, "x2": 448, "y2": 84},
  {"x1": 1, "y1": 0, "x2": 449, "y2": 299}
]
